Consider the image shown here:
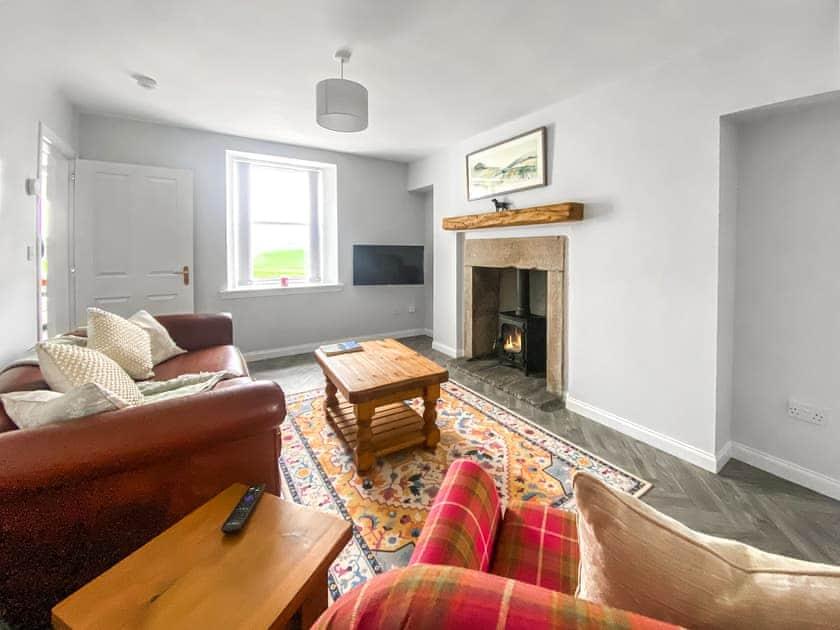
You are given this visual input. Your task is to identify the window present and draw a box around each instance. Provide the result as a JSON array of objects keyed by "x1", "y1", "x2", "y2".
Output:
[{"x1": 225, "y1": 151, "x2": 337, "y2": 291}]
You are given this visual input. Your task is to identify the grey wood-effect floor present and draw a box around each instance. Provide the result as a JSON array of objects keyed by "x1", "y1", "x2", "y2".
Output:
[{"x1": 250, "y1": 336, "x2": 840, "y2": 565}]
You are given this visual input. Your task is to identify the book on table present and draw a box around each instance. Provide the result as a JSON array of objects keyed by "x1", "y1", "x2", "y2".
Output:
[{"x1": 319, "y1": 341, "x2": 363, "y2": 356}]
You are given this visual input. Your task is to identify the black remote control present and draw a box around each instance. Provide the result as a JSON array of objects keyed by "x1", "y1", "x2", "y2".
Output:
[{"x1": 221, "y1": 484, "x2": 265, "y2": 534}]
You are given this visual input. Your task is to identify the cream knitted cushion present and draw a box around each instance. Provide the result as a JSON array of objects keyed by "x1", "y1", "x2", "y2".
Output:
[
  {"x1": 36, "y1": 342, "x2": 143, "y2": 406},
  {"x1": 87, "y1": 307, "x2": 154, "y2": 379}
]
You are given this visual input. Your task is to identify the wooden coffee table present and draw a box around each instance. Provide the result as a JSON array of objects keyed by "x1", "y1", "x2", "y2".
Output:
[
  {"x1": 315, "y1": 338, "x2": 449, "y2": 472},
  {"x1": 52, "y1": 484, "x2": 352, "y2": 630}
]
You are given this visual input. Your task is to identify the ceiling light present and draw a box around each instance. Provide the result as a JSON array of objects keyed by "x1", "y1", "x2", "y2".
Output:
[
  {"x1": 132, "y1": 74, "x2": 158, "y2": 90},
  {"x1": 316, "y1": 50, "x2": 368, "y2": 133}
]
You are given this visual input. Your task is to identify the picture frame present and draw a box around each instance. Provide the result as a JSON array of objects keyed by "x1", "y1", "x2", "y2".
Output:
[{"x1": 465, "y1": 126, "x2": 547, "y2": 201}]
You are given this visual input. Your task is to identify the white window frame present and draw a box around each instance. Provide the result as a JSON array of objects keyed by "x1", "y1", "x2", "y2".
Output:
[{"x1": 224, "y1": 150, "x2": 338, "y2": 294}]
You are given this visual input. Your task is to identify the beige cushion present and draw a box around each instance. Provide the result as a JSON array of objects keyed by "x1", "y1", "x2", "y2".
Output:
[
  {"x1": 0, "y1": 383, "x2": 127, "y2": 429},
  {"x1": 573, "y1": 471, "x2": 840, "y2": 629},
  {"x1": 87, "y1": 307, "x2": 154, "y2": 379},
  {"x1": 129, "y1": 310, "x2": 186, "y2": 365},
  {"x1": 36, "y1": 342, "x2": 143, "y2": 406}
]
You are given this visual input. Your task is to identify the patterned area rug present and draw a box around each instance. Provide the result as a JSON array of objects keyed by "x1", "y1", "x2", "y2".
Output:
[{"x1": 279, "y1": 380, "x2": 650, "y2": 599}]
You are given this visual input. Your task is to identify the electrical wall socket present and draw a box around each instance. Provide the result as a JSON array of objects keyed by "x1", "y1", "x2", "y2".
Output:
[
  {"x1": 787, "y1": 398, "x2": 828, "y2": 426},
  {"x1": 408, "y1": 304, "x2": 416, "y2": 313}
]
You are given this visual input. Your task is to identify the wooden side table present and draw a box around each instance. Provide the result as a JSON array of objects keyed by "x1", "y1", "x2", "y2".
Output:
[
  {"x1": 52, "y1": 484, "x2": 351, "y2": 629},
  {"x1": 314, "y1": 338, "x2": 449, "y2": 472}
]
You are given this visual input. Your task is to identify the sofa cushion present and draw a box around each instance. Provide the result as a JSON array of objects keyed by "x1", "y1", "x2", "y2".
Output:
[
  {"x1": 0, "y1": 384, "x2": 127, "y2": 430},
  {"x1": 87, "y1": 308, "x2": 154, "y2": 380},
  {"x1": 0, "y1": 367, "x2": 46, "y2": 430},
  {"x1": 129, "y1": 310, "x2": 187, "y2": 365},
  {"x1": 573, "y1": 470, "x2": 840, "y2": 629},
  {"x1": 152, "y1": 346, "x2": 249, "y2": 382},
  {"x1": 490, "y1": 501, "x2": 580, "y2": 595},
  {"x1": 36, "y1": 343, "x2": 143, "y2": 406}
]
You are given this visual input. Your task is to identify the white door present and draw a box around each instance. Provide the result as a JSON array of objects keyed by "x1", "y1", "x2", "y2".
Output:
[{"x1": 73, "y1": 159, "x2": 194, "y2": 326}]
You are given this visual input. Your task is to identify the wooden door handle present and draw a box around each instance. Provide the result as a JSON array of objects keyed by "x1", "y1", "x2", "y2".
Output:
[{"x1": 169, "y1": 266, "x2": 190, "y2": 285}]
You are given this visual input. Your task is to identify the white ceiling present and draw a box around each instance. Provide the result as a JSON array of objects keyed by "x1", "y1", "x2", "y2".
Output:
[{"x1": 0, "y1": 0, "x2": 816, "y2": 162}]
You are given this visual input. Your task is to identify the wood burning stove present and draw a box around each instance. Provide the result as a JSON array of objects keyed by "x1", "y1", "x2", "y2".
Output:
[{"x1": 494, "y1": 269, "x2": 546, "y2": 375}]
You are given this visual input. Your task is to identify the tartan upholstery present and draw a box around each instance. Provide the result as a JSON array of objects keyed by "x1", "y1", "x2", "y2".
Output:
[
  {"x1": 491, "y1": 501, "x2": 580, "y2": 595},
  {"x1": 409, "y1": 458, "x2": 501, "y2": 571},
  {"x1": 312, "y1": 564, "x2": 681, "y2": 629}
]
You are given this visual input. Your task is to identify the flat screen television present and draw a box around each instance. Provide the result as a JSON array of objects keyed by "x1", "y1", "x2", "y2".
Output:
[{"x1": 353, "y1": 245, "x2": 424, "y2": 285}]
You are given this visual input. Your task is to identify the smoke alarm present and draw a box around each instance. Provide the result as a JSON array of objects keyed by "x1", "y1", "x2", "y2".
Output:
[{"x1": 132, "y1": 74, "x2": 158, "y2": 90}]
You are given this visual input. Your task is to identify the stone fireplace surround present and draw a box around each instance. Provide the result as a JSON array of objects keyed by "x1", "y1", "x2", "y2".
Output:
[{"x1": 463, "y1": 236, "x2": 566, "y2": 395}]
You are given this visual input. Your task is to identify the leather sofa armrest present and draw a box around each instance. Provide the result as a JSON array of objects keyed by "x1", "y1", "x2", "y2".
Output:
[
  {"x1": 0, "y1": 381, "x2": 285, "y2": 495},
  {"x1": 313, "y1": 565, "x2": 680, "y2": 629},
  {"x1": 409, "y1": 459, "x2": 502, "y2": 571},
  {"x1": 155, "y1": 313, "x2": 234, "y2": 350}
]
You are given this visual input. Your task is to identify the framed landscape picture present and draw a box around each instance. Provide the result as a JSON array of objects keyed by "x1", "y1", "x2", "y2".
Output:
[{"x1": 466, "y1": 127, "x2": 547, "y2": 201}]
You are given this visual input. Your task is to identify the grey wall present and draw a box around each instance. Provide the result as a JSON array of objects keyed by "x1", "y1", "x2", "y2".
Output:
[
  {"x1": 0, "y1": 82, "x2": 77, "y2": 365},
  {"x1": 78, "y1": 114, "x2": 428, "y2": 355},
  {"x1": 732, "y1": 97, "x2": 840, "y2": 482}
]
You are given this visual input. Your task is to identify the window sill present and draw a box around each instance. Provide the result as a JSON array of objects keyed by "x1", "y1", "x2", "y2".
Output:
[{"x1": 219, "y1": 283, "x2": 344, "y2": 299}]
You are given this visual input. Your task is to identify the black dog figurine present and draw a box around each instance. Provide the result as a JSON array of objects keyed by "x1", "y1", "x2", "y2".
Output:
[{"x1": 491, "y1": 198, "x2": 510, "y2": 212}]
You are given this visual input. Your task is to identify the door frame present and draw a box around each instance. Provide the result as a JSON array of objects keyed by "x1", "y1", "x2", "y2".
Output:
[{"x1": 36, "y1": 122, "x2": 77, "y2": 338}]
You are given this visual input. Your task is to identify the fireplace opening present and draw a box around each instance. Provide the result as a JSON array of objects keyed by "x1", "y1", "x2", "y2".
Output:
[
  {"x1": 462, "y1": 236, "x2": 565, "y2": 404},
  {"x1": 494, "y1": 269, "x2": 547, "y2": 375}
]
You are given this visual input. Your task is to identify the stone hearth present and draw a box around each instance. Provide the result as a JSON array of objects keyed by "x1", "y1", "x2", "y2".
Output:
[
  {"x1": 448, "y1": 356, "x2": 564, "y2": 411},
  {"x1": 463, "y1": 236, "x2": 566, "y2": 397}
]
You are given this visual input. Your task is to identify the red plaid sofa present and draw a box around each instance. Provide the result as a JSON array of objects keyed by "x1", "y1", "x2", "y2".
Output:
[{"x1": 314, "y1": 459, "x2": 680, "y2": 629}]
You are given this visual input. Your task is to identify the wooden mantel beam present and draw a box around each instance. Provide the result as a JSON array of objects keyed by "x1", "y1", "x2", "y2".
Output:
[{"x1": 442, "y1": 202, "x2": 583, "y2": 231}]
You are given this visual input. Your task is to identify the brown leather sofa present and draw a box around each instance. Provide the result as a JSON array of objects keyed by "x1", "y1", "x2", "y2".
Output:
[{"x1": 0, "y1": 313, "x2": 286, "y2": 628}]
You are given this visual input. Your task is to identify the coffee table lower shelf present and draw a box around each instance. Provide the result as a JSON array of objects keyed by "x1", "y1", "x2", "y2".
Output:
[{"x1": 324, "y1": 396, "x2": 427, "y2": 460}]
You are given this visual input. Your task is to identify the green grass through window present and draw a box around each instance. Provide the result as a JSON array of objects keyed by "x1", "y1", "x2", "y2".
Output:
[{"x1": 253, "y1": 249, "x2": 306, "y2": 278}]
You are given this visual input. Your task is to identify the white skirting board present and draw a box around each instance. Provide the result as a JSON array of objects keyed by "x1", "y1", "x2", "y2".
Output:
[
  {"x1": 726, "y1": 442, "x2": 840, "y2": 502},
  {"x1": 715, "y1": 441, "x2": 733, "y2": 472},
  {"x1": 431, "y1": 340, "x2": 461, "y2": 358},
  {"x1": 565, "y1": 396, "x2": 840, "y2": 499},
  {"x1": 243, "y1": 328, "x2": 432, "y2": 361},
  {"x1": 565, "y1": 396, "x2": 720, "y2": 472}
]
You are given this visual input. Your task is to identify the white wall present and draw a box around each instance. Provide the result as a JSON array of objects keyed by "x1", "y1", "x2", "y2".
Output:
[
  {"x1": 731, "y1": 96, "x2": 840, "y2": 495},
  {"x1": 715, "y1": 118, "x2": 739, "y2": 457},
  {"x1": 78, "y1": 114, "x2": 428, "y2": 355},
  {"x1": 0, "y1": 81, "x2": 77, "y2": 365},
  {"x1": 422, "y1": 190, "x2": 434, "y2": 332},
  {"x1": 409, "y1": 10, "x2": 839, "y2": 471}
]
